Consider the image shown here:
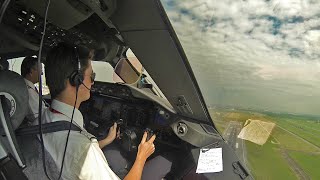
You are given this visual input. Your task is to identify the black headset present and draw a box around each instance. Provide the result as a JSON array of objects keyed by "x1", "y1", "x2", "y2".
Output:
[{"x1": 69, "y1": 46, "x2": 84, "y2": 87}]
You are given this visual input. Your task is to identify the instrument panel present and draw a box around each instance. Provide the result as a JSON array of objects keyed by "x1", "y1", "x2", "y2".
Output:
[
  {"x1": 80, "y1": 82, "x2": 176, "y2": 155},
  {"x1": 90, "y1": 82, "x2": 133, "y2": 99}
]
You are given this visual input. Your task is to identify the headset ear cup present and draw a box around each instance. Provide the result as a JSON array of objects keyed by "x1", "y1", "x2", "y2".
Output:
[
  {"x1": 69, "y1": 71, "x2": 76, "y2": 86},
  {"x1": 69, "y1": 71, "x2": 83, "y2": 87},
  {"x1": 76, "y1": 74, "x2": 84, "y2": 86}
]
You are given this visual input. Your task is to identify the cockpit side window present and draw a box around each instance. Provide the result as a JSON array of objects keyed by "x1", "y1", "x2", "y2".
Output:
[
  {"x1": 91, "y1": 61, "x2": 117, "y2": 83},
  {"x1": 124, "y1": 49, "x2": 167, "y2": 99}
]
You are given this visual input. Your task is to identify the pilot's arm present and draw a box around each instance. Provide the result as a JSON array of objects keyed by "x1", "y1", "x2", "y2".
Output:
[
  {"x1": 82, "y1": 131, "x2": 155, "y2": 180},
  {"x1": 98, "y1": 122, "x2": 118, "y2": 149},
  {"x1": 124, "y1": 132, "x2": 156, "y2": 180},
  {"x1": 79, "y1": 140, "x2": 121, "y2": 180}
]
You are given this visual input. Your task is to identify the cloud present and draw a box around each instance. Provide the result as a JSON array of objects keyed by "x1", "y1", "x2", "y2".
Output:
[
  {"x1": 161, "y1": 0, "x2": 320, "y2": 116},
  {"x1": 164, "y1": 0, "x2": 320, "y2": 61},
  {"x1": 253, "y1": 62, "x2": 320, "y2": 81}
]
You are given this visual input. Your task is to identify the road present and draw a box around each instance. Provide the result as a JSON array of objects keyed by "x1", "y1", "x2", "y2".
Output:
[{"x1": 223, "y1": 121, "x2": 248, "y2": 171}]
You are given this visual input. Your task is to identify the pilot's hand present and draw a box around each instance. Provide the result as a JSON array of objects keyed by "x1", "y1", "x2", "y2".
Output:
[
  {"x1": 98, "y1": 122, "x2": 118, "y2": 149},
  {"x1": 136, "y1": 132, "x2": 156, "y2": 162},
  {"x1": 107, "y1": 122, "x2": 118, "y2": 142}
]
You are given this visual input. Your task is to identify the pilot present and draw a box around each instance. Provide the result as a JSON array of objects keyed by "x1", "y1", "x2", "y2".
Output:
[
  {"x1": 21, "y1": 56, "x2": 47, "y2": 124},
  {"x1": 43, "y1": 42, "x2": 156, "y2": 179}
]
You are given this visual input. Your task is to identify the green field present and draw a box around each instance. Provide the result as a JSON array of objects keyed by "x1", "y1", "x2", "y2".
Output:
[
  {"x1": 282, "y1": 119, "x2": 320, "y2": 138},
  {"x1": 245, "y1": 140, "x2": 296, "y2": 180},
  {"x1": 289, "y1": 151, "x2": 320, "y2": 180},
  {"x1": 209, "y1": 109, "x2": 320, "y2": 180},
  {"x1": 273, "y1": 119, "x2": 320, "y2": 148},
  {"x1": 272, "y1": 126, "x2": 319, "y2": 153}
]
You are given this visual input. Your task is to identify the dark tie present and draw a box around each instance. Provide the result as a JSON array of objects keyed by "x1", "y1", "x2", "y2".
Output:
[{"x1": 35, "y1": 87, "x2": 39, "y2": 94}]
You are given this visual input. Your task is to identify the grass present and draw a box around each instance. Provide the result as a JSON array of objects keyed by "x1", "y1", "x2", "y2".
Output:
[
  {"x1": 283, "y1": 119, "x2": 320, "y2": 134},
  {"x1": 288, "y1": 151, "x2": 320, "y2": 180},
  {"x1": 272, "y1": 126, "x2": 319, "y2": 153},
  {"x1": 209, "y1": 109, "x2": 266, "y2": 134},
  {"x1": 273, "y1": 119, "x2": 320, "y2": 148},
  {"x1": 245, "y1": 140, "x2": 297, "y2": 180},
  {"x1": 209, "y1": 109, "x2": 320, "y2": 180},
  {"x1": 213, "y1": 122, "x2": 227, "y2": 134}
]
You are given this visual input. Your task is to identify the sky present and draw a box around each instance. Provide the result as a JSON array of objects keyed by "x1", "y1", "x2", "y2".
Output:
[{"x1": 161, "y1": 0, "x2": 320, "y2": 116}]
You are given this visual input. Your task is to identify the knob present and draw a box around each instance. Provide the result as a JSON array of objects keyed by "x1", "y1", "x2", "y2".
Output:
[{"x1": 177, "y1": 122, "x2": 187, "y2": 136}]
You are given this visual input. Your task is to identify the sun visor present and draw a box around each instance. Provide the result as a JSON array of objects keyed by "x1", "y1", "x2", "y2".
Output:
[
  {"x1": 25, "y1": 0, "x2": 93, "y2": 30},
  {"x1": 92, "y1": 38, "x2": 123, "y2": 63}
]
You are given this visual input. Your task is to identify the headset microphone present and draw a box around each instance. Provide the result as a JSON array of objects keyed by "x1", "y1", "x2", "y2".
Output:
[{"x1": 82, "y1": 82, "x2": 91, "y2": 91}]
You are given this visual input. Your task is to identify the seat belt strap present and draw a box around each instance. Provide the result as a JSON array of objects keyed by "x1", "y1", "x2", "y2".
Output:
[{"x1": 15, "y1": 121, "x2": 82, "y2": 136}]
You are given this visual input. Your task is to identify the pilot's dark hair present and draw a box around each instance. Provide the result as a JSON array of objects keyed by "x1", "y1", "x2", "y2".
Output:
[
  {"x1": 0, "y1": 60, "x2": 9, "y2": 71},
  {"x1": 21, "y1": 56, "x2": 38, "y2": 77},
  {"x1": 45, "y1": 42, "x2": 93, "y2": 99}
]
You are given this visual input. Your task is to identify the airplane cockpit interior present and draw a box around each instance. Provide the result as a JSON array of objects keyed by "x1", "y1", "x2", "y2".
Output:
[{"x1": 0, "y1": 0, "x2": 250, "y2": 179}]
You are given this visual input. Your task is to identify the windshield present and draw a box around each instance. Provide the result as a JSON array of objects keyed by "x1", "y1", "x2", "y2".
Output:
[{"x1": 161, "y1": 0, "x2": 320, "y2": 179}]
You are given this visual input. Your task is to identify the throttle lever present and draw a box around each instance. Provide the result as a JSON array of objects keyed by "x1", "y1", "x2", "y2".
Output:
[
  {"x1": 116, "y1": 118, "x2": 124, "y2": 126},
  {"x1": 144, "y1": 128, "x2": 154, "y2": 141},
  {"x1": 116, "y1": 118, "x2": 124, "y2": 133}
]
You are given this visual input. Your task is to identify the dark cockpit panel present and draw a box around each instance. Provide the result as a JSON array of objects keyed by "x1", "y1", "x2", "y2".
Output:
[
  {"x1": 0, "y1": 0, "x2": 120, "y2": 61},
  {"x1": 80, "y1": 81, "x2": 181, "y2": 157}
]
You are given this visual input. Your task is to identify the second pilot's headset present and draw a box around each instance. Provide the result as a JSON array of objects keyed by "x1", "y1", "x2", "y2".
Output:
[{"x1": 69, "y1": 46, "x2": 84, "y2": 87}]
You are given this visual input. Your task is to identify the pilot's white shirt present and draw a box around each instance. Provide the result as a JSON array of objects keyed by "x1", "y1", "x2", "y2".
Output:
[
  {"x1": 24, "y1": 78, "x2": 46, "y2": 124},
  {"x1": 42, "y1": 99, "x2": 120, "y2": 180}
]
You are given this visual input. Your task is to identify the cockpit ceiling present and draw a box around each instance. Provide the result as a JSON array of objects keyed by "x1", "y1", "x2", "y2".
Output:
[
  {"x1": 0, "y1": 0, "x2": 120, "y2": 61},
  {"x1": 1, "y1": 0, "x2": 214, "y2": 124},
  {"x1": 110, "y1": 0, "x2": 166, "y2": 31}
]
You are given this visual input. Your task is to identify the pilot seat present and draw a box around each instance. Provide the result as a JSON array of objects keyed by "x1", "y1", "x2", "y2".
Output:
[{"x1": 0, "y1": 69, "x2": 59, "y2": 179}]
